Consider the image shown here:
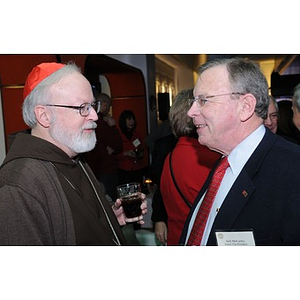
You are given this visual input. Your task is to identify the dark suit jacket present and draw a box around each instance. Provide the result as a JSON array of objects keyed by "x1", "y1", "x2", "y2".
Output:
[{"x1": 179, "y1": 128, "x2": 300, "y2": 246}]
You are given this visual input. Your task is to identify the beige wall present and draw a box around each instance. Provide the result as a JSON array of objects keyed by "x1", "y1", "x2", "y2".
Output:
[{"x1": 259, "y1": 59, "x2": 275, "y2": 94}]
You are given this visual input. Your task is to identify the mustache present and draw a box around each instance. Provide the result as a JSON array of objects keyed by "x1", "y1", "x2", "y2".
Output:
[{"x1": 83, "y1": 122, "x2": 97, "y2": 130}]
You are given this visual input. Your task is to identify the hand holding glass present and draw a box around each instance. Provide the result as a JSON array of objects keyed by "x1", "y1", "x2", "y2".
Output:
[{"x1": 116, "y1": 182, "x2": 142, "y2": 218}]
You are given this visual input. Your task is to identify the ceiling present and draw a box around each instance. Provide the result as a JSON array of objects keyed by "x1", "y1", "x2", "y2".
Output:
[{"x1": 169, "y1": 54, "x2": 299, "y2": 75}]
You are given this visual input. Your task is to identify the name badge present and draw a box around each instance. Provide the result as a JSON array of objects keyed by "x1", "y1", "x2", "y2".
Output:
[
  {"x1": 215, "y1": 230, "x2": 256, "y2": 246},
  {"x1": 132, "y1": 138, "x2": 141, "y2": 147}
]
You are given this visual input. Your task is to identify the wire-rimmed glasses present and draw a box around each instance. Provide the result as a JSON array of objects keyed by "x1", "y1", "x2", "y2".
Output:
[{"x1": 189, "y1": 92, "x2": 245, "y2": 107}]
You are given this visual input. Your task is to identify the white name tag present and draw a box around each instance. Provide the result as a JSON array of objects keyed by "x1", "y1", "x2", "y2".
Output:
[
  {"x1": 132, "y1": 138, "x2": 141, "y2": 147},
  {"x1": 215, "y1": 231, "x2": 256, "y2": 246}
]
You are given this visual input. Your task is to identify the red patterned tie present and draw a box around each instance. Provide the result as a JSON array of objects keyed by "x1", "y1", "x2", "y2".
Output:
[{"x1": 187, "y1": 156, "x2": 229, "y2": 246}]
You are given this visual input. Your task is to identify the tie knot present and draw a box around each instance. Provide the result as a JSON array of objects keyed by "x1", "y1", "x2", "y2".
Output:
[{"x1": 216, "y1": 156, "x2": 229, "y2": 173}]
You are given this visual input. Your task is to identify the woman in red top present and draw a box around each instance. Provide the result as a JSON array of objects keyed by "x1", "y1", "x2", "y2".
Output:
[
  {"x1": 117, "y1": 110, "x2": 145, "y2": 187},
  {"x1": 160, "y1": 90, "x2": 220, "y2": 245}
]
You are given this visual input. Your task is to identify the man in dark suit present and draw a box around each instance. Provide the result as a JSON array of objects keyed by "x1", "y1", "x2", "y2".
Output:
[{"x1": 179, "y1": 57, "x2": 300, "y2": 246}]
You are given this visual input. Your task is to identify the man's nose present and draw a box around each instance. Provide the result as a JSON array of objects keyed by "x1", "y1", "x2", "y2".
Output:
[
  {"x1": 89, "y1": 107, "x2": 99, "y2": 121},
  {"x1": 187, "y1": 102, "x2": 197, "y2": 117}
]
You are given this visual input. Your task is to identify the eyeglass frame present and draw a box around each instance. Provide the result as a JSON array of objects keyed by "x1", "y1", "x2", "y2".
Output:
[
  {"x1": 188, "y1": 92, "x2": 245, "y2": 107},
  {"x1": 45, "y1": 100, "x2": 101, "y2": 117}
]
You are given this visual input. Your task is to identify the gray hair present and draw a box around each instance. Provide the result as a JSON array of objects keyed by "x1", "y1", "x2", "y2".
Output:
[
  {"x1": 198, "y1": 57, "x2": 270, "y2": 119},
  {"x1": 22, "y1": 62, "x2": 81, "y2": 128},
  {"x1": 270, "y1": 96, "x2": 279, "y2": 112},
  {"x1": 293, "y1": 83, "x2": 300, "y2": 112}
]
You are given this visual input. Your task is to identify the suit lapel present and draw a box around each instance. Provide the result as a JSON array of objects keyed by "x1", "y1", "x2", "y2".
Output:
[
  {"x1": 207, "y1": 129, "x2": 277, "y2": 245},
  {"x1": 210, "y1": 172, "x2": 255, "y2": 231}
]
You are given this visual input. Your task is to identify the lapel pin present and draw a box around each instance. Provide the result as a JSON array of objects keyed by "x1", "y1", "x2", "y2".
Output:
[{"x1": 242, "y1": 190, "x2": 248, "y2": 197}]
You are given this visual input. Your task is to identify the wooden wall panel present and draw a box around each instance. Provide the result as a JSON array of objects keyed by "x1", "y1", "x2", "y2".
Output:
[
  {"x1": 0, "y1": 54, "x2": 58, "y2": 147},
  {"x1": 0, "y1": 54, "x2": 58, "y2": 85}
]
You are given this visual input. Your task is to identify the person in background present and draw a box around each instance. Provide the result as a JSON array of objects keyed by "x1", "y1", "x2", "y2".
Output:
[
  {"x1": 148, "y1": 108, "x2": 177, "y2": 244},
  {"x1": 159, "y1": 89, "x2": 220, "y2": 245},
  {"x1": 263, "y1": 96, "x2": 279, "y2": 133},
  {"x1": 180, "y1": 57, "x2": 300, "y2": 246},
  {"x1": 277, "y1": 99, "x2": 300, "y2": 144},
  {"x1": 292, "y1": 83, "x2": 300, "y2": 132},
  {"x1": 117, "y1": 109, "x2": 147, "y2": 244},
  {"x1": 0, "y1": 62, "x2": 147, "y2": 245},
  {"x1": 85, "y1": 93, "x2": 122, "y2": 201},
  {"x1": 146, "y1": 118, "x2": 172, "y2": 153},
  {"x1": 150, "y1": 133, "x2": 177, "y2": 244},
  {"x1": 117, "y1": 110, "x2": 145, "y2": 187}
]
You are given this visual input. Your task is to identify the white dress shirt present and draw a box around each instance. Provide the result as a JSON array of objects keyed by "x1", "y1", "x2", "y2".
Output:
[{"x1": 185, "y1": 125, "x2": 266, "y2": 245}]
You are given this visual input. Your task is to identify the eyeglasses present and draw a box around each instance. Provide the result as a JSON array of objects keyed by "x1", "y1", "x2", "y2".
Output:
[
  {"x1": 188, "y1": 92, "x2": 245, "y2": 107},
  {"x1": 46, "y1": 100, "x2": 101, "y2": 117},
  {"x1": 268, "y1": 112, "x2": 279, "y2": 121}
]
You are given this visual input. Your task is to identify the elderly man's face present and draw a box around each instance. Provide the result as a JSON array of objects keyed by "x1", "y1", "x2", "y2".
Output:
[
  {"x1": 264, "y1": 100, "x2": 278, "y2": 133},
  {"x1": 47, "y1": 72, "x2": 98, "y2": 157},
  {"x1": 292, "y1": 100, "x2": 300, "y2": 132},
  {"x1": 187, "y1": 65, "x2": 246, "y2": 155}
]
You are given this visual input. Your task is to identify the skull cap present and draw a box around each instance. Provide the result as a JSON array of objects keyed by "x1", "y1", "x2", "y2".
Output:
[{"x1": 23, "y1": 62, "x2": 65, "y2": 100}]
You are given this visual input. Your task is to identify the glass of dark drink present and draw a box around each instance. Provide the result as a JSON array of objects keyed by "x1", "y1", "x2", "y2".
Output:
[{"x1": 116, "y1": 182, "x2": 142, "y2": 219}]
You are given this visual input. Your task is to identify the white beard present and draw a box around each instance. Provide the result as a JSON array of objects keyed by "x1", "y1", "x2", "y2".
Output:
[{"x1": 49, "y1": 121, "x2": 97, "y2": 154}]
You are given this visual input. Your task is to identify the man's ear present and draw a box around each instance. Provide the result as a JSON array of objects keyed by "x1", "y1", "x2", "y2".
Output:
[
  {"x1": 34, "y1": 105, "x2": 51, "y2": 128},
  {"x1": 239, "y1": 94, "x2": 256, "y2": 122}
]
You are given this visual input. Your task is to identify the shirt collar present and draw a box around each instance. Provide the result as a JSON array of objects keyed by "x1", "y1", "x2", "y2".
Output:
[{"x1": 227, "y1": 125, "x2": 266, "y2": 176}]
